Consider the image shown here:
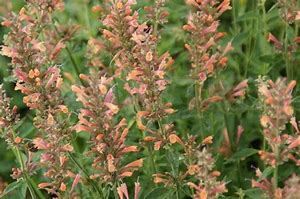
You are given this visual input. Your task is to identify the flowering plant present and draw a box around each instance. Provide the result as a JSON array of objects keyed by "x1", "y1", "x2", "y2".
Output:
[{"x1": 1, "y1": 0, "x2": 300, "y2": 199}]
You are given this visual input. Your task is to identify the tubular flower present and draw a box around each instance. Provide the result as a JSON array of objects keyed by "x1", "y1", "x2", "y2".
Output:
[
  {"x1": 73, "y1": 69, "x2": 142, "y2": 182},
  {"x1": 0, "y1": 85, "x2": 19, "y2": 146},
  {"x1": 1, "y1": 0, "x2": 77, "y2": 196},
  {"x1": 102, "y1": 0, "x2": 141, "y2": 74},
  {"x1": 257, "y1": 77, "x2": 295, "y2": 147},
  {"x1": 253, "y1": 77, "x2": 300, "y2": 198},
  {"x1": 183, "y1": 0, "x2": 232, "y2": 82},
  {"x1": 185, "y1": 138, "x2": 227, "y2": 199},
  {"x1": 121, "y1": 5, "x2": 178, "y2": 150}
]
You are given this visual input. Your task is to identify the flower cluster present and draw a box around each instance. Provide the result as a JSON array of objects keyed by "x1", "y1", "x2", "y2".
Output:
[
  {"x1": 102, "y1": 0, "x2": 176, "y2": 150},
  {"x1": 153, "y1": 134, "x2": 227, "y2": 198},
  {"x1": 257, "y1": 77, "x2": 295, "y2": 165},
  {"x1": 144, "y1": 0, "x2": 169, "y2": 33},
  {"x1": 123, "y1": 9, "x2": 177, "y2": 151},
  {"x1": 102, "y1": 0, "x2": 140, "y2": 74},
  {"x1": 252, "y1": 77, "x2": 300, "y2": 198},
  {"x1": 184, "y1": 136, "x2": 227, "y2": 199},
  {"x1": 0, "y1": 85, "x2": 19, "y2": 146},
  {"x1": 183, "y1": 0, "x2": 232, "y2": 82},
  {"x1": 187, "y1": 147, "x2": 227, "y2": 199},
  {"x1": 126, "y1": 50, "x2": 174, "y2": 149},
  {"x1": 278, "y1": 0, "x2": 300, "y2": 24},
  {"x1": 72, "y1": 69, "x2": 143, "y2": 183},
  {"x1": 1, "y1": 0, "x2": 79, "y2": 196}
]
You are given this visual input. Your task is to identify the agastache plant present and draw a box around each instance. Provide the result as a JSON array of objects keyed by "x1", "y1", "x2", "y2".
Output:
[
  {"x1": 72, "y1": 68, "x2": 143, "y2": 197},
  {"x1": 1, "y1": 0, "x2": 80, "y2": 197},
  {"x1": 252, "y1": 77, "x2": 300, "y2": 198},
  {"x1": 184, "y1": 0, "x2": 232, "y2": 82},
  {"x1": 102, "y1": 0, "x2": 141, "y2": 75},
  {"x1": 0, "y1": 85, "x2": 41, "y2": 198},
  {"x1": 102, "y1": 0, "x2": 176, "y2": 156},
  {"x1": 0, "y1": 85, "x2": 19, "y2": 146},
  {"x1": 183, "y1": 0, "x2": 233, "y2": 141},
  {"x1": 2, "y1": 0, "x2": 300, "y2": 198}
]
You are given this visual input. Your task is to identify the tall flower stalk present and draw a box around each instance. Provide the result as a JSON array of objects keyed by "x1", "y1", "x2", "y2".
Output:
[
  {"x1": 183, "y1": 0, "x2": 232, "y2": 139},
  {"x1": 1, "y1": 1, "x2": 80, "y2": 197},
  {"x1": 252, "y1": 77, "x2": 300, "y2": 198},
  {"x1": 72, "y1": 67, "x2": 143, "y2": 197},
  {"x1": 0, "y1": 85, "x2": 42, "y2": 198}
]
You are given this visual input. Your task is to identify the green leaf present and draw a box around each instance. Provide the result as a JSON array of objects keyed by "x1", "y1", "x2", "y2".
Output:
[
  {"x1": 144, "y1": 187, "x2": 174, "y2": 199},
  {"x1": 258, "y1": 167, "x2": 273, "y2": 181},
  {"x1": 226, "y1": 148, "x2": 258, "y2": 163},
  {"x1": 244, "y1": 188, "x2": 268, "y2": 199},
  {"x1": 236, "y1": 10, "x2": 259, "y2": 22},
  {"x1": 232, "y1": 32, "x2": 251, "y2": 46},
  {"x1": 3, "y1": 75, "x2": 17, "y2": 83},
  {"x1": 0, "y1": 180, "x2": 25, "y2": 197}
]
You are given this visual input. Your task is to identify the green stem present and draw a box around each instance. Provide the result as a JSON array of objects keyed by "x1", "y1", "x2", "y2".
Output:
[
  {"x1": 13, "y1": 147, "x2": 36, "y2": 199},
  {"x1": 67, "y1": 152, "x2": 104, "y2": 198},
  {"x1": 65, "y1": 46, "x2": 84, "y2": 84},
  {"x1": 166, "y1": 149, "x2": 180, "y2": 199},
  {"x1": 153, "y1": 8, "x2": 159, "y2": 37},
  {"x1": 84, "y1": 3, "x2": 91, "y2": 35},
  {"x1": 27, "y1": 176, "x2": 46, "y2": 199},
  {"x1": 232, "y1": 0, "x2": 238, "y2": 34},
  {"x1": 195, "y1": 82, "x2": 204, "y2": 140},
  {"x1": 147, "y1": 144, "x2": 157, "y2": 173},
  {"x1": 10, "y1": 128, "x2": 46, "y2": 199},
  {"x1": 261, "y1": 0, "x2": 267, "y2": 38},
  {"x1": 284, "y1": 23, "x2": 291, "y2": 80},
  {"x1": 175, "y1": 181, "x2": 180, "y2": 199},
  {"x1": 273, "y1": 145, "x2": 279, "y2": 191},
  {"x1": 236, "y1": 160, "x2": 242, "y2": 187},
  {"x1": 51, "y1": 21, "x2": 83, "y2": 84},
  {"x1": 112, "y1": 181, "x2": 119, "y2": 199}
]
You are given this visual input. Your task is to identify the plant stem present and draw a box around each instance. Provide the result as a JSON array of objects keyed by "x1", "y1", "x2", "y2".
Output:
[
  {"x1": 260, "y1": 0, "x2": 268, "y2": 38},
  {"x1": 284, "y1": 23, "x2": 291, "y2": 80},
  {"x1": 112, "y1": 181, "x2": 119, "y2": 199},
  {"x1": 153, "y1": 6, "x2": 159, "y2": 37},
  {"x1": 65, "y1": 45, "x2": 84, "y2": 84},
  {"x1": 195, "y1": 81, "x2": 204, "y2": 140},
  {"x1": 13, "y1": 147, "x2": 36, "y2": 199},
  {"x1": 147, "y1": 144, "x2": 157, "y2": 173},
  {"x1": 232, "y1": 0, "x2": 238, "y2": 34},
  {"x1": 27, "y1": 176, "x2": 46, "y2": 199},
  {"x1": 67, "y1": 152, "x2": 104, "y2": 198},
  {"x1": 273, "y1": 145, "x2": 279, "y2": 191},
  {"x1": 175, "y1": 181, "x2": 180, "y2": 199},
  {"x1": 10, "y1": 127, "x2": 46, "y2": 199},
  {"x1": 51, "y1": 21, "x2": 84, "y2": 85}
]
